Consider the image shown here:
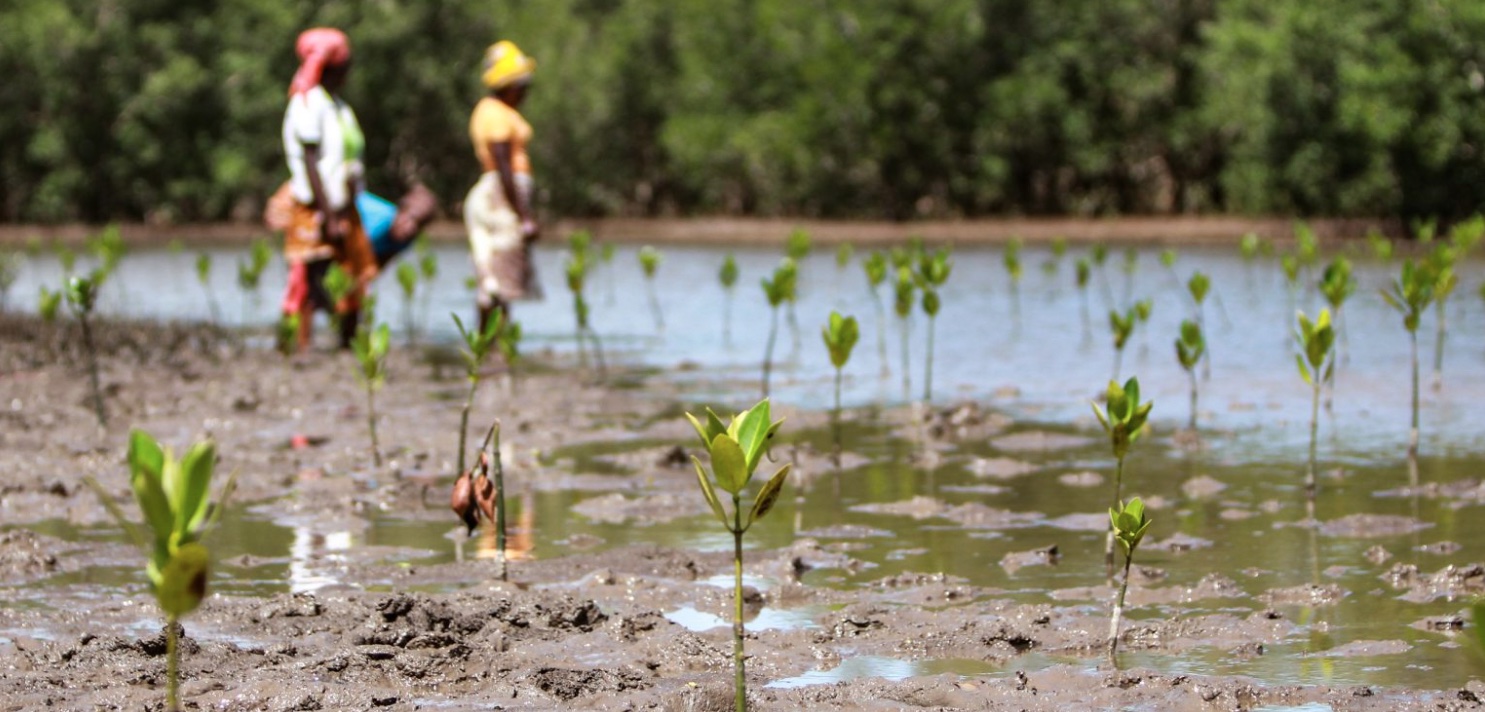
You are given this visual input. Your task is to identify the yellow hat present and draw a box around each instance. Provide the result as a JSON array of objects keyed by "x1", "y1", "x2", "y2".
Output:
[{"x1": 481, "y1": 40, "x2": 536, "y2": 90}]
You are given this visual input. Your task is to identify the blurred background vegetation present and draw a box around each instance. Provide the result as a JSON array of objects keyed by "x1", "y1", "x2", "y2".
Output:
[{"x1": 3, "y1": 0, "x2": 1485, "y2": 224}]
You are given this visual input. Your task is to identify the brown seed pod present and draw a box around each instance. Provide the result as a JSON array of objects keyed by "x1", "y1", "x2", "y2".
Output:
[
  {"x1": 451, "y1": 470, "x2": 478, "y2": 535},
  {"x1": 474, "y1": 472, "x2": 497, "y2": 524}
]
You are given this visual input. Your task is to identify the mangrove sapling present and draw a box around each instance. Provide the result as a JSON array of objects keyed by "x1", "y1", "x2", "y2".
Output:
[
  {"x1": 863, "y1": 252, "x2": 890, "y2": 376},
  {"x1": 84, "y1": 430, "x2": 238, "y2": 712},
  {"x1": 452, "y1": 312, "x2": 501, "y2": 475},
  {"x1": 395, "y1": 262, "x2": 419, "y2": 345},
  {"x1": 1187, "y1": 272, "x2": 1210, "y2": 380},
  {"x1": 893, "y1": 265, "x2": 916, "y2": 397},
  {"x1": 1003, "y1": 238, "x2": 1023, "y2": 319},
  {"x1": 1380, "y1": 260, "x2": 1437, "y2": 459},
  {"x1": 685, "y1": 399, "x2": 790, "y2": 712},
  {"x1": 1043, "y1": 236, "x2": 1068, "y2": 277},
  {"x1": 1108, "y1": 307, "x2": 1136, "y2": 382},
  {"x1": 451, "y1": 421, "x2": 514, "y2": 579},
  {"x1": 759, "y1": 259, "x2": 796, "y2": 398},
  {"x1": 56, "y1": 243, "x2": 77, "y2": 276},
  {"x1": 599, "y1": 241, "x2": 617, "y2": 304},
  {"x1": 564, "y1": 244, "x2": 598, "y2": 370},
  {"x1": 66, "y1": 273, "x2": 107, "y2": 426},
  {"x1": 1367, "y1": 229, "x2": 1394, "y2": 262},
  {"x1": 1107, "y1": 497, "x2": 1152, "y2": 660},
  {"x1": 1427, "y1": 244, "x2": 1459, "y2": 391},
  {"x1": 415, "y1": 236, "x2": 438, "y2": 327},
  {"x1": 1092, "y1": 377, "x2": 1152, "y2": 578},
  {"x1": 787, "y1": 228, "x2": 812, "y2": 262},
  {"x1": 275, "y1": 314, "x2": 300, "y2": 357},
  {"x1": 720, "y1": 254, "x2": 739, "y2": 344},
  {"x1": 1174, "y1": 320, "x2": 1205, "y2": 431},
  {"x1": 638, "y1": 245, "x2": 664, "y2": 332},
  {"x1": 1076, "y1": 257, "x2": 1093, "y2": 335},
  {"x1": 1120, "y1": 247, "x2": 1138, "y2": 303},
  {"x1": 1295, "y1": 309, "x2": 1336, "y2": 498},
  {"x1": 1134, "y1": 298, "x2": 1153, "y2": 356},
  {"x1": 38, "y1": 286, "x2": 62, "y2": 323},
  {"x1": 917, "y1": 248, "x2": 952, "y2": 403},
  {"x1": 1091, "y1": 244, "x2": 1112, "y2": 306},
  {"x1": 321, "y1": 263, "x2": 354, "y2": 337},
  {"x1": 351, "y1": 322, "x2": 391, "y2": 467},
  {"x1": 235, "y1": 238, "x2": 271, "y2": 324},
  {"x1": 194, "y1": 253, "x2": 221, "y2": 324},
  {"x1": 835, "y1": 242, "x2": 853, "y2": 270},
  {"x1": 821, "y1": 311, "x2": 860, "y2": 461},
  {"x1": 1281, "y1": 254, "x2": 1301, "y2": 310},
  {"x1": 1319, "y1": 257, "x2": 1356, "y2": 379}
]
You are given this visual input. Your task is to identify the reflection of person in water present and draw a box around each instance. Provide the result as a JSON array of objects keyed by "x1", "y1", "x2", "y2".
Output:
[{"x1": 474, "y1": 490, "x2": 536, "y2": 562}]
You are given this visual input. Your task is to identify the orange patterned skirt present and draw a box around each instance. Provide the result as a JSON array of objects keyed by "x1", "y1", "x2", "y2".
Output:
[{"x1": 280, "y1": 199, "x2": 378, "y2": 315}]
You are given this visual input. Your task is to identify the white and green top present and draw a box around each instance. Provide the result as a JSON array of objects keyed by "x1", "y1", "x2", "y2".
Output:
[{"x1": 282, "y1": 85, "x2": 364, "y2": 211}]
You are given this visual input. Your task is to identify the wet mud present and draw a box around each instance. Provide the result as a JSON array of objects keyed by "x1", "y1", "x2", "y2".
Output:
[{"x1": 1, "y1": 313, "x2": 1483, "y2": 710}]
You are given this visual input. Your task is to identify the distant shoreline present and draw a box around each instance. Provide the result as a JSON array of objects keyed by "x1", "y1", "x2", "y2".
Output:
[{"x1": 0, "y1": 215, "x2": 1401, "y2": 248}]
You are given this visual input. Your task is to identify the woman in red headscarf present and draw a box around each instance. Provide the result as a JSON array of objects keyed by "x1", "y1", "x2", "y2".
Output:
[{"x1": 279, "y1": 27, "x2": 377, "y2": 351}]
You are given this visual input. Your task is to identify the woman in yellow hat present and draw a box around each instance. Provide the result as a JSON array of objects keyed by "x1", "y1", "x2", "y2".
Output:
[{"x1": 465, "y1": 40, "x2": 539, "y2": 333}]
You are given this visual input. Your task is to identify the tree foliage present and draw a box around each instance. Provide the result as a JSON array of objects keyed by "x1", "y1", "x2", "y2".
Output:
[{"x1": 4, "y1": 0, "x2": 1485, "y2": 223}]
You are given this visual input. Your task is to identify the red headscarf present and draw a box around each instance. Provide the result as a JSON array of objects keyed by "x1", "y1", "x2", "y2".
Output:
[{"x1": 288, "y1": 28, "x2": 351, "y2": 97}]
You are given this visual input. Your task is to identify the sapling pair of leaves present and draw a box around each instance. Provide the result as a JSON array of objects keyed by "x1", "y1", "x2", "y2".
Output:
[
  {"x1": 822, "y1": 311, "x2": 860, "y2": 460},
  {"x1": 1174, "y1": 320, "x2": 1205, "y2": 431},
  {"x1": 916, "y1": 248, "x2": 952, "y2": 403},
  {"x1": 686, "y1": 400, "x2": 790, "y2": 712},
  {"x1": 1107, "y1": 497, "x2": 1152, "y2": 659},
  {"x1": 565, "y1": 236, "x2": 606, "y2": 374},
  {"x1": 236, "y1": 238, "x2": 272, "y2": 324},
  {"x1": 719, "y1": 254, "x2": 739, "y2": 343},
  {"x1": 1295, "y1": 309, "x2": 1335, "y2": 498},
  {"x1": 863, "y1": 252, "x2": 889, "y2": 376},
  {"x1": 639, "y1": 245, "x2": 664, "y2": 332},
  {"x1": 1380, "y1": 259, "x2": 1437, "y2": 459},
  {"x1": 1092, "y1": 377, "x2": 1152, "y2": 579},
  {"x1": 1186, "y1": 272, "x2": 1211, "y2": 381},
  {"x1": 194, "y1": 253, "x2": 221, "y2": 324},
  {"x1": 66, "y1": 272, "x2": 108, "y2": 425},
  {"x1": 85, "y1": 430, "x2": 237, "y2": 712}
]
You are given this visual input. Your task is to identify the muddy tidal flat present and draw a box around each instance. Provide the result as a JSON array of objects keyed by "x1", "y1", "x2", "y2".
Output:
[{"x1": 2, "y1": 312, "x2": 1485, "y2": 711}]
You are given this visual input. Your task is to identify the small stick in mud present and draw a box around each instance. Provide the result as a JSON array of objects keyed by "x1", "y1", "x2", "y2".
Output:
[
  {"x1": 1108, "y1": 497, "x2": 1152, "y2": 661},
  {"x1": 686, "y1": 399, "x2": 790, "y2": 712}
]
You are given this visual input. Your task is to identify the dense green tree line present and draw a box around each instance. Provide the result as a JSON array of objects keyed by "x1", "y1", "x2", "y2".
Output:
[{"x1": 4, "y1": 0, "x2": 1485, "y2": 223}]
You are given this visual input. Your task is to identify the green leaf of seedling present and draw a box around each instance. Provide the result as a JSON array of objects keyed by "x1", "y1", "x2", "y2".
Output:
[
  {"x1": 157, "y1": 542, "x2": 209, "y2": 618},
  {"x1": 710, "y1": 434, "x2": 749, "y2": 495},
  {"x1": 1091, "y1": 401, "x2": 1110, "y2": 432},
  {"x1": 129, "y1": 430, "x2": 165, "y2": 482},
  {"x1": 746, "y1": 464, "x2": 791, "y2": 530},
  {"x1": 692, "y1": 455, "x2": 731, "y2": 530},
  {"x1": 128, "y1": 434, "x2": 174, "y2": 549},
  {"x1": 734, "y1": 400, "x2": 772, "y2": 473},
  {"x1": 1122, "y1": 377, "x2": 1140, "y2": 411},
  {"x1": 175, "y1": 441, "x2": 215, "y2": 538},
  {"x1": 1296, "y1": 355, "x2": 1312, "y2": 386},
  {"x1": 922, "y1": 288, "x2": 940, "y2": 317}
]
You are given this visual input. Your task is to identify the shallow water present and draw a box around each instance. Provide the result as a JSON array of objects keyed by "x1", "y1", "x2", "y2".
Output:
[{"x1": 10, "y1": 240, "x2": 1485, "y2": 690}]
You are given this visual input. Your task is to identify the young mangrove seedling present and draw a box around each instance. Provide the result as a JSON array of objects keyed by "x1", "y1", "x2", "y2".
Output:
[
  {"x1": 235, "y1": 237, "x2": 272, "y2": 324},
  {"x1": 783, "y1": 231, "x2": 810, "y2": 354},
  {"x1": 917, "y1": 248, "x2": 952, "y2": 403},
  {"x1": 1003, "y1": 238, "x2": 1023, "y2": 319},
  {"x1": 195, "y1": 253, "x2": 220, "y2": 324},
  {"x1": 84, "y1": 430, "x2": 237, "y2": 712},
  {"x1": 321, "y1": 263, "x2": 354, "y2": 338},
  {"x1": 452, "y1": 312, "x2": 502, "y2": 475},
  {"x1": 396, "y1": 262, "x2": 419, "y2": 345},
  {"x1": 38, "y1": 286, "x2": 62, "y2": 323},
  {"x1": 56, "y1": 243, "x2": 77, "y2": 276},
  {"x1": 1239, "y1": 233, "x2": 1260, "y2": 262},
  {"x1": 275, "y1": 313, "x2": 300, "y2": 357},
  {"x1": 638, "y1": 245, "x2": 664, "y2": 332},
  {"x1": 1092, "y1": 377, "x2": 1152, "y2": 578},
  {"x1": 1367, "y1": 229, "x2": 1394, "y2": 262},
  {"x1": 1427, "y1": 244, "x2": 1459, "y2": 391},
  {"x1": 1294, "y1": 222, "x2": 1320, "y2": 278},
  {"x1": 1107, "y1": 497, "x2": 1152, "y2": 659},
  {"x1": 1318, "y1": 256, "x2": 1356, "y2": 401},
  {"x1": 1413, "y1": 216, "x2": 1438, "y2": 245},
  {"x1": 1187, "y1": 272, "x2": 1211, "y2": 380},
  {"x1": 835, "y1": 242, "x2": 853, "y2": 270},
  {"x1": 863, "y1": 252, "x2": 890, "y2": 376},
  {"x1": 720, "y1": 254, "x2": 739, "y2": 344},
  {"x1": 415, "y1": 236, "x2": 438, "y2": 326},
  {"x1": 351, "y1": 322, "x2": 391, "y2": 467},
  {"x1": 1295, "y1": 309, "x2": 1335, "y2": 498},
  {"x1": 1174, "y1": 320, "x2": 1205, "y2": 431},
  {"x1": 564, "y1": 240, "x2": 605, "y2": 373},
  {"x1": 1108, "y1": 307, "x2": 1136, "y2": 382},
  {"x1": 786, "y1": 228, "x2": 812, "y2": 262},
  {"x1": 1120, "y1": 247, "x2": 1138, "y2": 303},
  {"x1": 821, "y1": 311, "x2": 860, "y2": 460},
  {"x1": 599, "y1": 241, "x2": 617, "y2": 304},
  {"x1": 759, "y1": 259, "x2": 796, "y2": 398},
  {"x1": 1075, "y1": 257, "x2": 1092, "y2": 334},
  {"x1": 66, "y1": 273, "x2": 107, "y2": 426},
  {"x1": 1043, "y1": 236, "x2": 1068, "y2": 276},
  {"x1": 1091, "y1": 243, "x2": 1112, "y2": 306},
  {"x1": 893, "y1": 265, "x2": 916, "y2": 398},
  {"x1": 1380, "y1": 259, "x2": 1437, "y2": 459},
  {"x1": 686, "y1": 399, "x2": 790, "y2": 712}
]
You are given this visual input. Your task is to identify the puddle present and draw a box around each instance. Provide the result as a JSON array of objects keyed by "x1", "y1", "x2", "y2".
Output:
[
  {"x1": 1252, "y1": 705, "x2": 1335, "y2": 712},
  {"x1": 767, "y1": 655, "x2": 1002, "y2": 688},
  {"x1": 664, "y1": 605, "x2": 822, "y2": 633}
]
